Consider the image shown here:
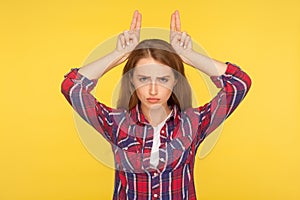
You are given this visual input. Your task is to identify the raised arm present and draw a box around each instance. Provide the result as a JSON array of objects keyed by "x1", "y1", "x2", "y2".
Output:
[
  {"x1": 61, "y1": 10, "x2": 142, "y2": 142},
  {"x1": 169, "y1": 10, "x2": 252, "y2": 147},
  {"x1": 78, "y1": 10, "x2": 142, "y2": 80},
  {"x1": 170, "y1": 10, "x2": 227, "y2": 77}
]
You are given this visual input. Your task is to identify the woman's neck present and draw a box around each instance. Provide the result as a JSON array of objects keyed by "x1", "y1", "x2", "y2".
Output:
[{"x1": 141, "y1": 104, "x2": 171, "y2": 127}]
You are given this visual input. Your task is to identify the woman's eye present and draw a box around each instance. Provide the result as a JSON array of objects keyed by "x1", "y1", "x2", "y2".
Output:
[
  {"x1": 139, "y1": 77, "x2": 149, "y2": 82},
  {"x1": 159, "y1": 78, "x2": 169, "y2": 83}
]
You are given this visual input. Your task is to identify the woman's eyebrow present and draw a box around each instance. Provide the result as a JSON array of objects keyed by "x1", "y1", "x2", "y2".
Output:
[
  {"x1": 157, "y1": 75, "x2": 171, "y2": 78},
  {"x1": 136, "y1": 74, "x2": 150, "y2": 77},
  {"x1": 136, "y1": 74, "x2": 171, "y2": 78}
]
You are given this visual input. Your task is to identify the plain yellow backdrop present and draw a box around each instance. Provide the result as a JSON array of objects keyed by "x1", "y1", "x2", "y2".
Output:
[{"x1": 1, "y1": 0, "x2": 299, "y2": 199}]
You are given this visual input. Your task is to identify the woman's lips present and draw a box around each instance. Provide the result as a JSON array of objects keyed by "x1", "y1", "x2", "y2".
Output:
[{"x1": 146, "y1": 98, "x2": 160, "y2": 103}]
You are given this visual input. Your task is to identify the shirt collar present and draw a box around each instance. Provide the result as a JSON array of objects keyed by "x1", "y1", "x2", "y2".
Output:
[{"x1": 129, "y1": 103, "x2": 181, "y2": 126}]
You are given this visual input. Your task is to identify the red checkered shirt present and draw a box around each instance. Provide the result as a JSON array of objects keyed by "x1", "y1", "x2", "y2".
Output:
[{"x1": 61, "y1": 62, "x2": 252, "y2": 200}]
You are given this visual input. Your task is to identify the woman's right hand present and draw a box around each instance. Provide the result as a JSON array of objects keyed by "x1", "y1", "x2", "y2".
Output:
[
  {"x1": 77, "y1": 11, "x2": 141, "y2": 80},
  {"x1": 115, "y1": 10, "x2": 142, "y2": 57}
]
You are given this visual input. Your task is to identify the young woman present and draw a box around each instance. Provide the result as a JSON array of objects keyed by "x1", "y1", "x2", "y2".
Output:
[{"x1": 61, "y1": 10, "x2": 251, "y2": 200}]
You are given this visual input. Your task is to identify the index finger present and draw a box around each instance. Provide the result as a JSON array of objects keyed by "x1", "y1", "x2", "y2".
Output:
[
  {"x1": 170, "y1": 12, "x2": 176, "y2": 31},
  {"x1": 130, "y1": 10, "x2": 141, "y2": 31},
  {"x1": 175, "y1": 10, "x2": 181, "y2": 32},
  {"x1": 136, "y1": 12, "x2": 142, "y2": 30}
]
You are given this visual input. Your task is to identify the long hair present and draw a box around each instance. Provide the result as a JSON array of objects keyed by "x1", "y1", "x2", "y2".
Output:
[{"x1": 117, "y1": 39, "x2": 192, "y2": 111}]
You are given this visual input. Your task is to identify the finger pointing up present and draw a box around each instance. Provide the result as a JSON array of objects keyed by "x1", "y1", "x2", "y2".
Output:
[
  {"x1": 170, "y1": 10, "x2": 181, "y2": 32},
  {"x1": 130, "y1": 10, "x2": 142, "y2": 31}
]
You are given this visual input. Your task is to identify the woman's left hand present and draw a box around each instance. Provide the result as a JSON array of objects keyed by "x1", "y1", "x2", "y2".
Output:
[{"x1": 170, "y1": 10, "x2": 194, "y2": 65}]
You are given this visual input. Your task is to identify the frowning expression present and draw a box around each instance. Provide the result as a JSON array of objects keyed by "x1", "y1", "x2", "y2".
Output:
[{"x1": 132, "y1": 57, "x2": 177, "y2": 110}]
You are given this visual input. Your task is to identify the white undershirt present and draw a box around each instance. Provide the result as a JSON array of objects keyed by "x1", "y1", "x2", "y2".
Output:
[{"x1": 150, "y1": 111, "x2": 172, "y2": 168}]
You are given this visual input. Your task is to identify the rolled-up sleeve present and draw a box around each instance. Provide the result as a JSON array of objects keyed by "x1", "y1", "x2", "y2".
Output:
[
  {"x1": 195, "y1": 62, "x2": 252, "y2": 146},
  {"x1": 61, "y1": 68, "x2": 115, "y2": 142}
]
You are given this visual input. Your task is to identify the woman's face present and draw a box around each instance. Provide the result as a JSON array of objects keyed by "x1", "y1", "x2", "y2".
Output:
[{"x1": 131, "y1": 57, "x2": 177, "y2": 112}]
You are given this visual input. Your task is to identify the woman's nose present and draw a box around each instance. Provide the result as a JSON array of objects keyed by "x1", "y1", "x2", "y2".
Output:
[{"x1": 149, "y1": 82, "x2": 158, "y2": 96}]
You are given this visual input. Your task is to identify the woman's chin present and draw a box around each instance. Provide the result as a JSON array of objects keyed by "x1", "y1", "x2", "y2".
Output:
[
  {"x1": 149, "y1": 104, "x2": 163, "y2": 110},
  {"x1": 142, "y1": 102, "x2": 163, "y2": 110}
]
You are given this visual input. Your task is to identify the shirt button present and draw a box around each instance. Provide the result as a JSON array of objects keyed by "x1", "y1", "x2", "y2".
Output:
[
  {"x1": 161, "y1": 130, "x2": 164, "y2": 133},
  {"x1": 154, "y1": 172, "x2": 158, "y2": 176},
  {"x1": 159, "y1": 158, "x2": 165, "y2": 162},
  {"x1": 153, "y1": 194, "x2": 158, "y2": 198}
]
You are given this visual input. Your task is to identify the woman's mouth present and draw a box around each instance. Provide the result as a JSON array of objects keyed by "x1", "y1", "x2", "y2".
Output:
[{"x1": 146, "y1": 98, "x2": 160, "y2": 103}]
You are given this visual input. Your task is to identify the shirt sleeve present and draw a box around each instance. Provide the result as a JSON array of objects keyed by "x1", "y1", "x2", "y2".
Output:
[
  {"x1": 60, "y1": 68, "x2": 117, "y2": 143},
  {"x1": 194, "y1": 62, "x2": 252, "y2": 147}
]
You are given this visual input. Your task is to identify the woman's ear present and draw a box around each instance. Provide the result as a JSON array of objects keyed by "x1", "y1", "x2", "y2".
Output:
[
  {"x1": 129, "y1": 74, "x2": 134, "y2": 86},
  {"x1": 129, "y1": 73, "x2": 135, "y2": 93},
  {"x1": 173, "y1": 78, "x2": 178, "y2": 88}
]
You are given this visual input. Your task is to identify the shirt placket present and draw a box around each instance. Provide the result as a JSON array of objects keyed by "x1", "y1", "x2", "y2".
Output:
[
  {"x1": 150, "y1": 125, "x2": 169, "y2": 199},
  {"x1": 151, "y1": 170, "x2": 160, "y2": 199},
  {"x1": 143, "y1": 125, "x2": 162, "y2": 199},
  {"x1": 141, "y1": 125, "x2": 153, "y2": 170}
]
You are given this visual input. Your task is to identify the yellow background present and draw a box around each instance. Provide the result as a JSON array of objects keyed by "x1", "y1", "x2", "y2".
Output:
[{"x1": 1, "y1": 0, "x2": 299, "y2": 199}]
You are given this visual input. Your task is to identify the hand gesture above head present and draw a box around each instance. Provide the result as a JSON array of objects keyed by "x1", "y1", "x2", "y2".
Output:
[
  {"x1": 116, "y1": 10, "x2": 142, "y2": 56},
  {"x1": 170, "y1": 10, "x2": 194, "y2": 65}
]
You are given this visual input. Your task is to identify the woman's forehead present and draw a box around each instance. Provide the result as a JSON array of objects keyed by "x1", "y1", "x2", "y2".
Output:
[{"x1": 133, "y1": 63, "x2": 174, "y2": 76}]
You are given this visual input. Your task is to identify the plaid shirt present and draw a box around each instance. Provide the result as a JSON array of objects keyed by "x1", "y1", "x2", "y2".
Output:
[{"x1": 61, "y1": 62, "x2": 251, "y2": 200}]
